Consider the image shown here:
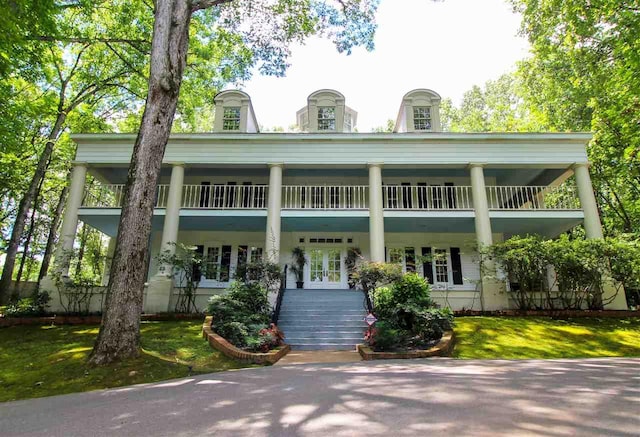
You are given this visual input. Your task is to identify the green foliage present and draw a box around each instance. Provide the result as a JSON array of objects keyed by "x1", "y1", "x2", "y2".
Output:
[
  {"x1": 2, "y1": 290, "x2": 50, "y2": 317},
  {"x1": 156, "y1": 243, "x2": 204, "y2": 313},
  {"x1": 512, "y1": 0, "x2": 640, "y2": 236},
  {"x1": 289, "y1": 246, "x2": 306, "y2": 283},
  {"x1": 206, "y1": 281, "x2": 280, "y2": 352},
  {"x1": 352, "y1": 261, "x2": 403, "y2": 293},
  {"x1": 233, "y1": 259, "x2": 282, "y2": 292},
  {"x1": 488, "y1": 234, "x2": 640, "y2": 310},
  {"x1": 367, "y1": 272, "x2": 454, "y2": 351}
]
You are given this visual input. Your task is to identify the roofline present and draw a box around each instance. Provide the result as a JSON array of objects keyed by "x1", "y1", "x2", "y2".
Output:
[{"x1": 71, "y1": 132, "x2": 593, "y2": 144}]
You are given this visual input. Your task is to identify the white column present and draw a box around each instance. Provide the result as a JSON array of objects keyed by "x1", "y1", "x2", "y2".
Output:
[
  {"x1": 573, "y1": 163, "x2": 627, "y2": 309},
  {"x1": 55, "y1": 162, "x2": 88, "y2": 277},
  {"x1": 265, "y1": 164, "x2": 283, "y2": 263},
  {"x1": 573, "y1": 163, "x2": 604, "y2": 239},
  {"x1": 470, "y1": 163, "x2": 507, "y2": 310},
  {"x1": 470, "y1": 164, "x2": 492, "y2": 248},
  {"x1": 156, "y1": 163, "x2": 185, "y2": 276},
  {"x1": 368, "y1": 163, "x2": 385, "y2": 262}
]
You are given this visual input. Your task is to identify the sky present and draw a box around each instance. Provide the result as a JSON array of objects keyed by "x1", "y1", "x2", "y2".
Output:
[{"x1": 241, "y1": 0, "x2": 530, "y2": 132}]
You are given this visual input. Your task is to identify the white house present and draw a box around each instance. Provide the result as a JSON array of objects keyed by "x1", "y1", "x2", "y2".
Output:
[{"x1": 46, "y1": 88, "x2": 628, "y2": 313}]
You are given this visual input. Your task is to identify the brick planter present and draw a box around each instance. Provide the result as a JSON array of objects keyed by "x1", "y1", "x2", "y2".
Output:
[
  {"x1": 202, "y1": 316, "x2": 290, "y2": 365},
  {"x1": 357, "y1": 330, "x2": 455, "y2": 360}
]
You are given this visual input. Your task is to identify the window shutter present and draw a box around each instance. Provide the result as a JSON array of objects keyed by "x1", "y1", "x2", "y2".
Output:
[
  {"x1": 220, "y1": 245, "x2": 232, "y2": 281},
  {"x1": 450, "y1": 247, "x2": 463, "y2": 285},
  {"x1": 422, "y1": 247, "x2": 433, "y2": 284}
]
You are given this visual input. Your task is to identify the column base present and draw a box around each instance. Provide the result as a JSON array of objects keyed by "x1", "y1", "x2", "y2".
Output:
[
  {"x1": 603, "y1": 281, "x2": 629, "y2": 310},
  {"x1": 39, "y1": 275, "x2": 65, "y2": 313},
  {"x1": 145, "y1": 275, "x2": 173, "y2": 314},
  {"x1": 480, "y1": 277, "x2": 509, "y2": 311}
]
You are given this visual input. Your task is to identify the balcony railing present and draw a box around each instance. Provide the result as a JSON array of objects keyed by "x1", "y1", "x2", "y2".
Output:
[
  {"x1": 282, "y1": 185, "x2": 369, "y2": 210},
  {"x1": 383, "y1": 185, "x2": 473, "y2": 210},
  {"x1": 82, "y1": 184, "x2": 581, "y2": 211}
]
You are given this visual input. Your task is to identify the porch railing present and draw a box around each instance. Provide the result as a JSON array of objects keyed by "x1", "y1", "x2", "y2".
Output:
[
  {"x1": 282, "y1": 185, "x2": 369, "y2": 210},
  {"x1": 383, "y1": 185, "x2": 473, "y2": 210},
  {"x1": 181, "y1": 184, "x2": 268, "y2": 209},
  {"x1": 82, "y1": 183, "x2": 581, "y2": 211},
  {"x1": 486, "y1": 185, "x2": 580, "y2": 210}
]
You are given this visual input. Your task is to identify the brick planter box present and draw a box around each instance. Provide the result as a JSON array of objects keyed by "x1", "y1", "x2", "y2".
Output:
[
  {"x1": 357, "y1": 330, "x2": 455, "y2": 360},
  {"x1": 202, "y1": 316, "x2": 290, "y2": 365}
]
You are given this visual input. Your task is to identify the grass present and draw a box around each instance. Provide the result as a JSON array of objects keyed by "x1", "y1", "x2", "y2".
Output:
[
  {"x1": 0, "y1": 320, "x2": 249, "y2": 403},
  {"x1": 452, "y1": 316, "x2": 640, "y2": 359}
]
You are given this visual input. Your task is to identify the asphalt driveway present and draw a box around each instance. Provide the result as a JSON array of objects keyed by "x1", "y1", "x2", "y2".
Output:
[{"x1": 1, "y1": 357, "x2": 638, "y2": 436}]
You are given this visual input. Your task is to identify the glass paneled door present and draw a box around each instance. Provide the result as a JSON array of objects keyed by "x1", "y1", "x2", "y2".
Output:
[{"x1": 307, "y1": 248, "x2": 345, "y2": 289}]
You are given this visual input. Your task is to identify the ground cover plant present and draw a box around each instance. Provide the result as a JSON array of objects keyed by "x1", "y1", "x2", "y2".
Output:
[
  {"x1": 452, "y1": 316, "x2": 640, "y2": 359},
  {"x1": 0, "y1": 320, "x2": 248, "y2": 402}
]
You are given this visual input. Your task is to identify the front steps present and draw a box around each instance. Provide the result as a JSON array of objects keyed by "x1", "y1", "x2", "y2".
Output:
[{"x1": 277, "y1": 289, "x2": 368, "y2": 351}]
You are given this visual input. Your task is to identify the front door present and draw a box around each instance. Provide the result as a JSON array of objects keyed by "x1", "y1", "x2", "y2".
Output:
[{"x1": 307, "y1": 248, "x2": 344, "y2": 289}]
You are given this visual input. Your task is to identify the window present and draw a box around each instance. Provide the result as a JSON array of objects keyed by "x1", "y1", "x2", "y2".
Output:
[
  {"x1": 434, "y1": 249, "x2": 449, "y2": 283},
  {"x1": 204, "y1": 247, "x2": 221, "y2": 280},
  {"x1": 317, "y1": 107, "x2": 336, "y2": 130},
  {"x1": 250, "y1": 247, "x2": 263, "y2": 263},
  {"x1": 344, "y1": 113, "x2": 352, "y2": 132},
  {"x1": 413, "y1": 106, "x2": 432, "y2": 131},
  {"x1": 222, "y1": 107, "x2": 241, "y2": 130}
]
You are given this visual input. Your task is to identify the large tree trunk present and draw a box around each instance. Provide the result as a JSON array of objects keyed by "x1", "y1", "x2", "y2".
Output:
[
  {"x1": 16, "y1": 168, "x2": 46, "y2": 285},
  {"x1": 38, "y1": 185, "x2": 69, "y2": 284},
  {"x1": 74, "y1": 222, "x2": 89, "y2": 278},
  {"x1": 0, "y1": 114, "x2": 65, "y2": 303},
  {"x1": 89, "y1": 0, "x2": 193, "y2": 365}
]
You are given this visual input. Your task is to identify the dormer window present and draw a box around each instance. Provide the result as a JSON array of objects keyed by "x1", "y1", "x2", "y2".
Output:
[
  {"x1": 318, "y1": 107, "x2": 336, "y2": 130},
  {"x1": 222, "y1": 107, "x2": 241, "y2": 131},
  {"x1": 413, "y1": 107, "x2": 432, "y2": 131}
]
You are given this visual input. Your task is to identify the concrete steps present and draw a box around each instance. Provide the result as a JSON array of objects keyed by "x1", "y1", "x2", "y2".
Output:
[{"x1": 277, "y1": 289, "x2": 368, "y2": 351}]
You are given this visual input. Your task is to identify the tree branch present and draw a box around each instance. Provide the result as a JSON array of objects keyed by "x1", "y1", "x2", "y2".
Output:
[{"x1": 191, "y1": 0, "x2": 234, "y2": 12}]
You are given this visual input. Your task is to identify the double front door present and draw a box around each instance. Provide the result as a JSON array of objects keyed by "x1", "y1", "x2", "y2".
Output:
[{"x1": 307, "y1": 248, "x2": 345, "y2": 289}]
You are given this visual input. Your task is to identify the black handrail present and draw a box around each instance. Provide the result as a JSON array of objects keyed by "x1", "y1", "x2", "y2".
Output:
[
  {"x1": 362, "y1": 287, "x2": 374, "y2": 314},
  {"x1": 271, "y1": 264, "x2": 287, "y2": 324}
]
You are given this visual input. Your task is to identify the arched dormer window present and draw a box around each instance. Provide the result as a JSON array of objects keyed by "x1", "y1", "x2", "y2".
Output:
[
  {"x1": 213, "y1": 90, "x2": 259, "y2": 133},
  {"x1": 394, "y1": 89, "x2": 442, "y2": 133},
  {"x1": 296, "y1": 89, "x2": 358, "y2": 133}
]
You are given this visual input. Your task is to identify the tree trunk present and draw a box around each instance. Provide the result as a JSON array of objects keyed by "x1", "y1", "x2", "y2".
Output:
[
  {"x1": 74, "y1": 222, "x2": 89, "y2": 278},
  {"x1": 0, "y1": 114, "x2": 66, "y2": 303},
  {"x1": 89, "y1": 0, "x2": 193, "y2": 365},
  {"x1": 38, "y1": 184, "x2": 69, "y2": 284},
  {"x1": 16, "y1": 169, "x2": 46, "y2": 285}
]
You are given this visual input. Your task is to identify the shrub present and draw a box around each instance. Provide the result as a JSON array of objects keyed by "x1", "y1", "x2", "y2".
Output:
[
  {"x1": 216, "y1": 321, "x2": 250, "y2": 348},
  {"x1": 365, "y1": 321, "x2": 408, "y2": 352},
  {"x1": 3, "y1": 291, "x2": 51, "y2": 317},
  {"x1": 352, "y1": 261, "x2": 403, "y2": 293}
]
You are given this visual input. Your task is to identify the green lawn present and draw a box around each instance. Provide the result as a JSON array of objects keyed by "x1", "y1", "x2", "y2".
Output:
[
  {"x1": 0, "y1": 320, "x2": 249, "y2": 402},
  {"x1": 452, "y1": 316, "x2": 640, "y2": 359}
]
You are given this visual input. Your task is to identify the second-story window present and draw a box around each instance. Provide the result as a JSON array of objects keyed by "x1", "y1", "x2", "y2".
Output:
[
  {"x1": 222, "y1": 107, "x2": 241, "y2": 131},
  {"x1": 413, "y1": 106, "x2": 432, "y2": 131},
  {"x1": 318, "y1": 107, "x2": 336, "y2": 130}
]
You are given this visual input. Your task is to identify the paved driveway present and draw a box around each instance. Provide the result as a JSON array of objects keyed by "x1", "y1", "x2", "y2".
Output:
[{"x1": 1, "y1": 357, "x2": 638, "y2": 436}]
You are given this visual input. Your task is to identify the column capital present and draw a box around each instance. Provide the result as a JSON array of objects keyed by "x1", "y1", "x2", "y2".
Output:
[
  {"x1": 71, "y1": 161, "x2": 89, "y2": 168},
  {"x1": 167, "y1": 161, "x2": 185, "y2": 167},
  {"x1": 268, "y1": 163, "x2": 284, "y2": 169},
  {"x1": 367, "y1": 162, "x2": 383, "y2": 168},
  {"x1": 467, "y1": 162, "x2": 487, "y2": 169},
  {"x1": 571, "y1": 162, "x2": 590, "y2": 170}
]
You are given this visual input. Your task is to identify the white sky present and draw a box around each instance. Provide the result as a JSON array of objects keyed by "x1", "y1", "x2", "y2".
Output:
[{"x1": 240, "y1": 0, "x2": 530, "y2": 132}]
